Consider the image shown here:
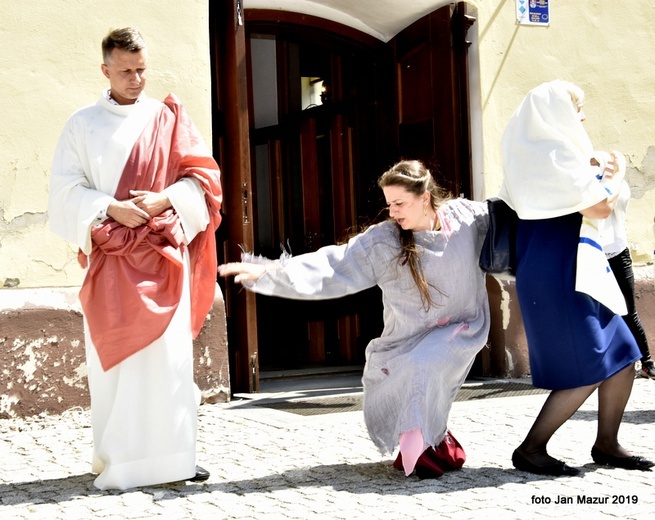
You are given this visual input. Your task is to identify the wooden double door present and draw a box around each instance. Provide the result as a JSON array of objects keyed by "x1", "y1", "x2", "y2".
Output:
[{"x1": 210, "y1": 2, "x2": 476, "y2": 392}]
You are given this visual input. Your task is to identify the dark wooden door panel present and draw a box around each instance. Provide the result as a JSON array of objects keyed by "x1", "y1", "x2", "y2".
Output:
[
  {"x1": 219, "y1": 5, "x2": 474, "y2": 382},
  {"x1": 210, "y1": 0, "x2": 259, "y2": 392},
  {"x1": 391, "y1": 3, "x2": 474, "y2": 197}
]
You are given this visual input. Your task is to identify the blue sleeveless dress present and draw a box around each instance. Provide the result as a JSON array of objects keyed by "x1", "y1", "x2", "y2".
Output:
[{"x1": 515, "y1": 212, "x2": 640, "y2": 390}]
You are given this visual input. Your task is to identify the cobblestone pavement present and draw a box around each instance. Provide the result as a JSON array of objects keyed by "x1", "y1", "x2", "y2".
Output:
[{"x1": 1, "y1": 375, "x2": 654, "y2": 520}]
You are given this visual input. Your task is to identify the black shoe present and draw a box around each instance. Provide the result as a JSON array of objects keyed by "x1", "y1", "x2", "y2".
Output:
[
  {"x1": 591, "y1": 446, "x2": 654, "y2": 471},
  {"x1": 512, "y1": 449, "x2": 580, "y2": 476},
  {"x1": 640, "y1": 360, "x2": 655, "y2": 379},
  {"x1": 189, "y1": 465, "x2": 210, "y2": 482}
]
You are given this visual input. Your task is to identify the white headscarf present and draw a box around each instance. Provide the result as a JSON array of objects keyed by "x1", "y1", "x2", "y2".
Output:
[
  {"x1": 498, "y1": 80, "x2": 608, "y2": 219},
  {"x1": 499, "y1": 80, "x2": 627, "y2": 316}
]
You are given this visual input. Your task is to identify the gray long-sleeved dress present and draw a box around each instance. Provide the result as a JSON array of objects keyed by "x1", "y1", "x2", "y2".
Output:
[{"x1": 244, "y1": 198, "x2": 490, "y2": 454}]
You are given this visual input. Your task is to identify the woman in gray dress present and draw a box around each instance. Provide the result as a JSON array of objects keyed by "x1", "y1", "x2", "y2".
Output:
[{"x1": 219, "y1": 160, "x2": 490, "y2": 478}]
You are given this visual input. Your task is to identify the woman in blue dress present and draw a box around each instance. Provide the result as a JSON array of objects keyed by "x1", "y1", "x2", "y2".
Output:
[{"x1": 499, "y1": 80, "x2": 653, "y2": 475}]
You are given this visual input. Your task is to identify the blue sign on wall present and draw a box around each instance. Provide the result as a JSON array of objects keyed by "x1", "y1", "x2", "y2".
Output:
[{"x1": 516, "y1": 0, "x2": 550, "y2": 26}]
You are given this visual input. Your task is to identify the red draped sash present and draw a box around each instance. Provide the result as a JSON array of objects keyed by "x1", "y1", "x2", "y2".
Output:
[{"x1": 79, "y1": 94, "x2": 222, "y2": 371}]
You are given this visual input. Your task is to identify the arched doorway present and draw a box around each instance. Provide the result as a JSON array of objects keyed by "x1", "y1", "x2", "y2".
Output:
[{"x1": 211, "y1": 2, "x2": 476, "y2": 392}]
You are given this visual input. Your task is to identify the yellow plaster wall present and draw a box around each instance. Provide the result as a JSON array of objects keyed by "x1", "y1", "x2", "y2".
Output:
[
  {"x1": 0, "y1": 0, "x2": 213, "y2": 288},
  {"x1": 475, "y1": 0, "x2": 655, "y2": 263},
  {"x1": 2, "y1": 1, "x2": 654, "y2": 290}
]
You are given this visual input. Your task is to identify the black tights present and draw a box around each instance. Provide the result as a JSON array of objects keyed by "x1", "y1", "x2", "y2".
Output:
[{"x1": 608, "y1": 248, "x2": 651, "y2": 363}]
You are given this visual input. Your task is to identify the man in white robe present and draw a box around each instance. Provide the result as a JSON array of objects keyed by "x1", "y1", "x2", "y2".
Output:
[{"x1": 48, "y1": 27, "x2": 223, "y2": 490}]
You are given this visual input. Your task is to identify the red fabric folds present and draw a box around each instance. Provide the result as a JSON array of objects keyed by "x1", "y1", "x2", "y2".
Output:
[
  {"x1": 79, "y1": 94, "x2": 222, "y2": 371},
  {"x1": 393, "y1": 430, "x2": 466, "y2": 478}
]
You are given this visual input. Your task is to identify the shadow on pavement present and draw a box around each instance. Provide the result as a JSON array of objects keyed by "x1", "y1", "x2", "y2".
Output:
[{"x1": 0, "y1": 462, "x2": 603, "y2": 505}]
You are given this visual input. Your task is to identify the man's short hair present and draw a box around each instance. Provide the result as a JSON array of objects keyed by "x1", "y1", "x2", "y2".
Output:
[{"x1": 102, "y1": 27, "x2": 147, "y2": 63}]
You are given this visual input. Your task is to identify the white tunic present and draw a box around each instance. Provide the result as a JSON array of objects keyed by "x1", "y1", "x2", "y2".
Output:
[
  {"x1": 246, "y1": 199, "x2": 490, "y2": 453},
  {"x1": 49, "y1": 92, "x2": 210, "y2": 490}
]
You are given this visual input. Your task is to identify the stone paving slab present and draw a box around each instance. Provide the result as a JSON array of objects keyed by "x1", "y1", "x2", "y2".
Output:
[{"x1": 1, "y1": 378, "x2": 654, "y2": 519}]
